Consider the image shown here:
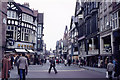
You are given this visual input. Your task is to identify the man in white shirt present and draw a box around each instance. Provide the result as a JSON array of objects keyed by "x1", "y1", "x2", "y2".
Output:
[
  {"x1": 107, "y1": 60, "x2": 114, "y2": 80},
  {"x1": 17, "y1": 53, "x2": 28, "y2": 80}
]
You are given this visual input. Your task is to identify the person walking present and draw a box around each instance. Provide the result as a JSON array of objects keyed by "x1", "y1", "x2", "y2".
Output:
[
  {"x1": 17, "y1": 53, "x2": 28, "y2": 80},
  {"x1": 114, "y1": 60, "x2": 120, "y2": 80},
  {"x1": 10, "y1": 54, "x2": 14, "y2": 69},
  {"x1": 1, "y1": 55, "x2": 11, "y2": 80},
  {"x1": 107, "y1": 60, "x2": 114, "y2": 80},
  {"x1": 15, "y1": 54, "x2": 21, "y2": 75},
  {"x1": 48, "y1": 57, "x2": 57, "y2": 74},
  {"x1": 68, "y1": 58, "x2": 71, "y2": 66},
  {"x1": 64, "y1": 59, "x2": 67, "y2": 66},
  {"x1": 76, "y1": 59, "x2": 79, "y2": 65}
]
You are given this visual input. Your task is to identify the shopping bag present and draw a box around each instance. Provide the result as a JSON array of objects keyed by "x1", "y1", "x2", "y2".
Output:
[{"x1": 106, "y1": 71, "x2": 109, "y2": 78}]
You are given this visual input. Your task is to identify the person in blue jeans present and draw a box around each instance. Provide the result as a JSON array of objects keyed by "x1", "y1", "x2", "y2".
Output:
[{"x1": 17, "y1": 53, "x2": 28, "y2": 80}]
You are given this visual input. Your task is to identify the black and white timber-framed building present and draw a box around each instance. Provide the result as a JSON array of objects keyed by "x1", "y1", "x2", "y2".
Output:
[{"x1": 6, "y1": 1, "x2": 44, "y2": 54}]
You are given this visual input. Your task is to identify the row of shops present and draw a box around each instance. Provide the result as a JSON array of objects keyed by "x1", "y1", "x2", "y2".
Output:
[{"x1": 57, "y1": 1, "x2": 120, "y2": 68}]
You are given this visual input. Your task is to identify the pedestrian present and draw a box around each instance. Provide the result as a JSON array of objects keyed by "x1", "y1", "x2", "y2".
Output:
[
  {"x1": 73, "y1": 59, "x2": 75, "y2": 65},
  {"x1": 10, "y1": 54, "x2": 14, "y2": 69},
  {"x1": 44, "y1": 58, "x2": 47, "y2": 63},
  {"x1": 15, "y1": 53, "x2": 21, "y2": 75},
  {"x1": 76, "y1": 59, "x2": 79, "y2": 65},
  {"x1": 68, "y1": 58, "x2": 71, "y2": 66},
  {"x1": 64, "y1": 59, "x2": 67, "y2": 66},
  {"x1": 48, "y1": 57, "x2": 57, "y2": 74},
  {"x1": 17, "y1": 53, "x2": 28, "y2": 80},
  {"x1": 114, "y1": 60, "x2": 120, "y2": 80},
  {"x1": 1, "y1": 55, "x2": 11, "y2": 80},
  {"x1": 41, "y1": 58, "x2": 44, "y2": 66},
  {"x1": 25, "y1": 55, "x2": 30, "y2": 66},
  {"x1": 107, "y1": 60, "x2": 114, "y2": 80}
]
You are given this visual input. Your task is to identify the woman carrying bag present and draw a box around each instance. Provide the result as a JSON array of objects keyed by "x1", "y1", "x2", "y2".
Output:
[{"x1": 106, "y1": 60, "x2": 114, "y2": 79}]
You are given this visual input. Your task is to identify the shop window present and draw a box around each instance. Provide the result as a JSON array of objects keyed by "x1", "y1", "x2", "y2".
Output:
[{"x1": 103, "y1": 35, "x2": 111, "y2": 52}]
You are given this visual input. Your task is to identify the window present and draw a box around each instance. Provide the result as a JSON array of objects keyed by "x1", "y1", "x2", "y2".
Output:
[
  {"x1": 38, "y1": 27, "x2": 42, "y2": 35},
  {"x1": 14, "y1": 31, "x2": 16, "y2": 40},
  {"x1": 12, "y1": 11, "x2": 14, "y2": 18},
  {"x1": 7, "y1": 11, "x2": 10, "y2": 17},
  {"x1": 100, "y1": 18, "x2": 103, "y2": 31},
  {"x1": 113, "y1": 12, "x2": 118, "y2": 29},
  {"x1": 22, "y1": 33, "x2": 24, "y2": 40},
  {"x1": 15, "y1": 27, "x2": 17, "y2": 30},
  {"x1": 8, "y1": 26, "x2": 10, "y2": 30},
  {"x1": 29, "y1": 30, "x2": 30, "y2": 33},
  {"x1": 94, "y1": 2, "x2": 96, "y2": 8},
  {"x1": 27, "y1": 30, "x2": 29, "y2": 33},
  {"x1": 104, "y1": 16, "x2": 107, "y2": 30},
  {"x1": 11, "y1": 26, "x2": 14, "y2": 30},
  {"x1": 24, "y1": 33, "x2": 29, "y2": 41},
  {"x1": 110, "y1": 14, "x2": 113, "y2": 28},
  {"x1": 100, "y1": 3, "x2": 102, "y2": 13},
  {"x1": 22, "y1": 28, "x2": 24, "y2": 32},
  {"x1": 25, "y1": 29, "x2": 26, "y2": 32},
  {"x1": 104, "y1": 0, "x2": 107, "y2": 10}
]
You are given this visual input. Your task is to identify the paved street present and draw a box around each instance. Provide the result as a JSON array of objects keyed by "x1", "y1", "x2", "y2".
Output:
[{"x1": 10, "y1": 61, "x2": 106, "y2": 78}]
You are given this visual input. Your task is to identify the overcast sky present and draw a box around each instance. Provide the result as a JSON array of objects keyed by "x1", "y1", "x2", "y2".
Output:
[{"x1": 14, "y1": 0, "x2": 76, "y2": 50}]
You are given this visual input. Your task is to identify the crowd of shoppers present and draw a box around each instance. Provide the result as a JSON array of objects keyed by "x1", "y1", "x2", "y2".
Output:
[{"x1": 1, "y1": 53, "x2": 120, "y2": 80}]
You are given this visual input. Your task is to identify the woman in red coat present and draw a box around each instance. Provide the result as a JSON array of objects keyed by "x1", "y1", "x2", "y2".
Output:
[{"x1": 1, "y1": 55, "x2": 11, "y2": 80}]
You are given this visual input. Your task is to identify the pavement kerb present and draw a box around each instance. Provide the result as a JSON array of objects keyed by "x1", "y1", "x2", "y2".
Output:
[{"x1": 81, "y1": 66, "x2": 106, "y2": 73}]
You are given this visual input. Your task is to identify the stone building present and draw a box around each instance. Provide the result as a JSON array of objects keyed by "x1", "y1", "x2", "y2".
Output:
[
  {"x1": 0, "y1": 1, "x2": 7, "y2": 69},
  {"x1": 98, "y1": 1, "x2": 113, "y2": 67},
  {"x1": 112, "y1": 2, "x2": 120, "y2": 61}
]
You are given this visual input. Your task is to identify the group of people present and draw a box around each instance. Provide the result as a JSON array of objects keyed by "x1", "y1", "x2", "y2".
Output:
[
  {"x1": 107, "y1": 59, "x2": 120, "y2": 80},
  {"x1": 33, "y1": 54, "x2": 47, "y2": 65},
  {"x1": 63, "y1": 58, "x2": 86, "y2": 67},
  {"x1": 1, "y1": 53, "x2": 28, "y2": 80}
]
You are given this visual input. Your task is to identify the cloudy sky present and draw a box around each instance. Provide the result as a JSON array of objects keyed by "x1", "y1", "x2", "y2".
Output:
[{"x1": 14, "y1": 0, "x2": 76, "y2": 50}]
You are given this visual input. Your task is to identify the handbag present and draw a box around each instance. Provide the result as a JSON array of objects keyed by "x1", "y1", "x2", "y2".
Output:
[{"x1": 106, "y1": 71, "x2": 108, "y2": 78}]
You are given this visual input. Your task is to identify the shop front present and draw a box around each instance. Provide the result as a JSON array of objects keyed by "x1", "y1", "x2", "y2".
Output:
[
  {"x1": 113, "y1": 30, "x2": 120, "y2": 61},
  {"x1": 100, "y1": 33, "x2": 113, "y2": 68}
]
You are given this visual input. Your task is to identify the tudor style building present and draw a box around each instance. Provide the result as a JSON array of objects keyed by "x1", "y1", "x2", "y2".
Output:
[{"x1": 6, "y1": 2, "x2": 42, "y2": 53}]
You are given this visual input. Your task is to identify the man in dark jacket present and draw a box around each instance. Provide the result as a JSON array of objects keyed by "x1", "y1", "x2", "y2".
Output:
[
  {"x1": 15, "y1": 53, "x2": 21, "y2": 75},
  {"x1": 114, "y1": 60, "x2": 120, "y2": 80},
  {"x1": 48, "y1": 57, "x2": 57, "y2": 74},
  {"x1": 68, "y1": 58, "x2": 71, "y2": 66}
]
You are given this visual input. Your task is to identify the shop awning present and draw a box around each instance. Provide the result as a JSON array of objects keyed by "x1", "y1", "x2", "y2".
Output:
[
  {"x1": 27, "y1": 50, "x2": 34, "y2": 53},
  {"x1": 15, "y1": 49, "x2": 27, "y2": 53}
]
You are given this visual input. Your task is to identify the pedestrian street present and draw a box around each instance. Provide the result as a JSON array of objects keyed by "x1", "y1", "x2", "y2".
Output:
[{"x1": 10, "y1": 61, "x2": 105, "y2": 78}]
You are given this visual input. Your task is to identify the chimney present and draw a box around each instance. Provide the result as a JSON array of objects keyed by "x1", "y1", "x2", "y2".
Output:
[{"x1": 23, "y1": 2, "x2": 29, "y2": 8}]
